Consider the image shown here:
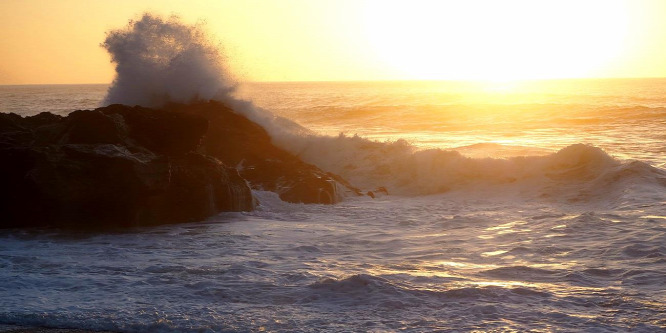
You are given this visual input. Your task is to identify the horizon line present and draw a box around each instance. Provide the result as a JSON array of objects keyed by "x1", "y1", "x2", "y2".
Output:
[{"x1": 2, "y1": 76, "x2": 666, "y2": 86}]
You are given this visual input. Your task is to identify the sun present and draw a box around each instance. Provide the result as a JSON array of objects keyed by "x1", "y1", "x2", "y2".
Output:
[{"x1": 362, "y1": 0, "x2": 629, "y2": 81}]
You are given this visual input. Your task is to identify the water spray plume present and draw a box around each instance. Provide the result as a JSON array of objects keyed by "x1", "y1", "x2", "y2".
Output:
[{"x1": 102, "y1": 13, "x2": 236, "y2": 107}]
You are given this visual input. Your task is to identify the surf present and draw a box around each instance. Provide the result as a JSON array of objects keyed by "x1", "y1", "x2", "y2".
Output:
[{"x1": 101, "y1": 13, "x2": 666, "y2": 204}]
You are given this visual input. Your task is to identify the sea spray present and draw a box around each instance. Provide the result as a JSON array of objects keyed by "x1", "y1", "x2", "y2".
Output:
[
  {"x1": 101, "y1": 14, "x2": 312, "y2": 141},
  {"x1": 101, "y1": 14, "x2": 666, "y2": 200},
  {"x1": 103, "y1": 13, "x2": 237, "y2": 107}
]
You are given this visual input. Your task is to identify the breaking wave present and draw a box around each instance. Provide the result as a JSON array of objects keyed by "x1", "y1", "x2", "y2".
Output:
[
  {"x1": 102, "y1": 14, "x2": 666, "y2": 200},
  {"x1": 101, "y1": 13, "x2": 311, "y2": 142},
  {"x1": 102, "y1": 13, "x2": 237, "y2": 107}
]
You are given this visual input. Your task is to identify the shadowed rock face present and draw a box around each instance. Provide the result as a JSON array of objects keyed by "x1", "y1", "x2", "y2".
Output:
[
  {"x1": 0, "y1": 101, "x2": 356, "y2": 229},
  {"x1": 166, "y1": 102, "x2": 357, "y2": 204},
  {"x1": 0, "y1": 104, "x2": 254, "y2": 229}
]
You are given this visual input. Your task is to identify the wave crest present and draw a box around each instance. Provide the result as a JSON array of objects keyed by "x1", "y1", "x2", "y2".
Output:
[
  {"x1": 99, "y1": 14, "x2": 665, "y2": 203},
  {"x1": 286, "y1": 137, "x2": 665, "y2": 200}
]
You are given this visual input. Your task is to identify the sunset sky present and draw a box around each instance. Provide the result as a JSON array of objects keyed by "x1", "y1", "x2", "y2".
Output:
[{"x1": 1, "y1": 0, "x2": 665, "y2": 84}]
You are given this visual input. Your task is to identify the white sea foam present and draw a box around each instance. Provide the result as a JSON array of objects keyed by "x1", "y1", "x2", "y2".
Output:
[
  {"x1": 3, "y1": 20, "x2": 658, "y2": 331},
  {"x1": 99, "y1": 14, "x2": 666, "y2": 203},
  {"x1": 3, "y1": 61, "x2": 666, "y2": 333},
  {"x1": 1, "y1": 186, "x2": 664, "y2": 332},
  {"x1": 102, "y1": 14, "x2": 237, "y2": 107}
]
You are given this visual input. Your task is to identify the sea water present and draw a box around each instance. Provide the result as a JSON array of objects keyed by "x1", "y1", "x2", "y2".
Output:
[{"x1": 0, "y1": 80, "x2": 665, "y2": 332}]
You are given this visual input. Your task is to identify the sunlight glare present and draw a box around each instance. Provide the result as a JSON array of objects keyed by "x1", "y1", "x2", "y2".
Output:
[{"x1": 363, "y1": 0, "x2": 629, "y2": 81}]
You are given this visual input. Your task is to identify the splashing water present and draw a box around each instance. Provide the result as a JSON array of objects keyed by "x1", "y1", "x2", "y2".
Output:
[
  {"x1": 101, "y1": 14, "x2": 316, "y2": 154},
  {"x1": 1, "y1": 12, "x2": 665, "y2": 330},
  {"x1": 99, "y1": 14, "x2": 666, "y2": 201},
  {"x1": 102, "y1": 14, "x2": 236, "y2": 107}
]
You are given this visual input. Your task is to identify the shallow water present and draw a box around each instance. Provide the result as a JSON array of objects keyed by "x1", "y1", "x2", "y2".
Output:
[
  {"x1": 1, "y1": 190, "x2": 664, "y2": 332},
  {"x1": 0, "y1": 80, "x2": 665, "y2": 332}
]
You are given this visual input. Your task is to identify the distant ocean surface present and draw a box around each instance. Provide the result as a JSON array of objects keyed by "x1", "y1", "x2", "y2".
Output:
[{"x1": 1, "y1": 79, "x2": 665, "y2": 332}]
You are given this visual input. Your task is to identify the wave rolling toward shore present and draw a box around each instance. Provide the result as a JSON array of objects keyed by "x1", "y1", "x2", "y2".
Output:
[{"x1": 0, "y1": 13, "x2": 665, "y2": 332}]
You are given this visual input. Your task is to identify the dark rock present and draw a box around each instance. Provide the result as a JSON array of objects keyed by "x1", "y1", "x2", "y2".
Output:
[
  {"x1": 156, "y1": 152, "x2": 255, "y2": 223},
  {"x1": 366, "y1": 186, "x2": 389, "y2": 199},
  {"x1": 166, "y1": 102, "x2": 361, "y2": 204},
  {"x1": 101, "y1": 104, "x2": 208, "y2": 155},
  {"x1": 64, "y1": 110, "x2": 127, "y2": 145},
  {"x1": 0, "y1": 107, "x2": 254, "y2": 229},
  {"x1": 0, "y1": 100, "x2": 360, "y2": 229}
]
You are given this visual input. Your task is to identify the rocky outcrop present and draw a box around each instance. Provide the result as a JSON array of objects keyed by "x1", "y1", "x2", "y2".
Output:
[
  {"x1": 0, "y1": 101, "x2": 358, "y2": 229},
  {"x1": 166, "y1": 102, "x2": 358, "y2": 204},
  {"x1": 0, "y1": 105, "x2": 254, "y2": 229}
]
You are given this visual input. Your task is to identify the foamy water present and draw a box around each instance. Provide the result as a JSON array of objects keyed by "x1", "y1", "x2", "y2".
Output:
[
  {"x1": 237, "y1": 79, "x2": 666, "y2": 167},
  {"x1": 1, "y1": 80, "x2": 665, "y2": 332}
]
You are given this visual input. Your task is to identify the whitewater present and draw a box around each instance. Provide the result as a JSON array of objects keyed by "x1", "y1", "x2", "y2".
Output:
[{"x1": 1, "y1": 14, "x2": 665, "y2": 332}]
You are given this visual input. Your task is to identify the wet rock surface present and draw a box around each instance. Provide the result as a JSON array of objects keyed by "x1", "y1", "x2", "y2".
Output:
[
  {"x1": 0, "y1": 101, "x2": 356, "y2": 229},
  {"x1": 166, "y1": 102, "x2": 357, "y2": 204},
  {"x1": 0, "y1": 104, "x2": 250, "y2": 228}
]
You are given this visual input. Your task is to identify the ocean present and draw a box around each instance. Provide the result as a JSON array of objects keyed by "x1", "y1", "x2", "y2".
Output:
[{"x1": 0, "y1": 79, "x2": 665, "y2": 332}]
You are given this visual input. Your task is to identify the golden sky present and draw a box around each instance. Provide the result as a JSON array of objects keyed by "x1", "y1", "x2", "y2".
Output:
[{"x1": 1, "y1": 0, "x2": 665, "y2": 84}]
